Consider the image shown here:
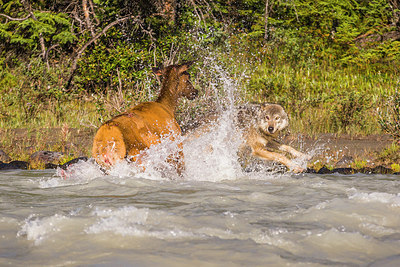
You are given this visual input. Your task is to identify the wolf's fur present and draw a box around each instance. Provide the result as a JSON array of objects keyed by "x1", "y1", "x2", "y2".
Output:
[
  {"x1": 92, "y1": 62, "x2": 198, "y2": 175},
  {"x1": 237, "y1": 103, "x2": 309, "y2": 173},
  {"x1": 183, "y1": 103, "x2": 310, "y2": 173}
]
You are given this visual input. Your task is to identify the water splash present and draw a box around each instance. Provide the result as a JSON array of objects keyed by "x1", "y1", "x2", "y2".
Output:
[
  {"x1": 17, "y1": 214, "x2": 68, "y2": 245},
  {"x1": 52, "y1": 55, "x2": 313, "y2": 182},
  {"x1": 183, "y1": 111, "x2": 243, "y2": 182}
]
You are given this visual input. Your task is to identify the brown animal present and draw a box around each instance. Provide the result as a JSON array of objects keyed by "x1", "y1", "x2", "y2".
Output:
[
  {"x1": 92, "y1": 62, "x2": 198, "y2": 175},
  {"x1": 237, "y1": 103, "x2": 310, "y2": 173}
]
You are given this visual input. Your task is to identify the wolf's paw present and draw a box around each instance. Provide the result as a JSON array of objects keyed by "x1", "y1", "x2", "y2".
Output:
[
  {"x1": 303, "y1": 154, "x2": 312, "y2": 161},
  {"x1": 295, "y1": 152, "x2": 312, "y2": 161},
  {"x1": 291, "y1": 165, "x2": 306, "y2": 173},
  {"x1": 293, "y1": 167, "x2": 306, "y2": 173}
]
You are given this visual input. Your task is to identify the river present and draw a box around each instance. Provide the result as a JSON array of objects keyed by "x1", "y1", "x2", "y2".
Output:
[{"x1": 1, "y1": 147, "x2": 400, "y2": 266}]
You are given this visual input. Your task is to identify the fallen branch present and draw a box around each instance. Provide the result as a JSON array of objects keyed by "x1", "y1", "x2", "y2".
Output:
[{"x1": 0, "y1": 13, "x2": 31, "y2": 21}]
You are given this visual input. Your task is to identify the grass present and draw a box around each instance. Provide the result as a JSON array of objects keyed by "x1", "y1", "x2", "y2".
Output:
[
  {"x1": 0, "y1": 99, "x2": 100, "y2": 129},
  {"x1": 0, "y1": 127, "x2": 95, "y2": 163},
  {"x1": 377, "y1": 142, "x2": 400, "y2": 165},
  {"x1": 1, "y1": 51, "x2": 399, "y2": 136}
]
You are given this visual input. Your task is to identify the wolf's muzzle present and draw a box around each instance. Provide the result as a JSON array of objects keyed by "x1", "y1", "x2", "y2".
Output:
[{"x1": 268, "y1": 126, "x2": 274, "y2": 133}]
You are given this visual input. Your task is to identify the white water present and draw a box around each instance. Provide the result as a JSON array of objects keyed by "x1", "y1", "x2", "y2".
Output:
[
  {"x1": 2, "y1": 65, "x2": 400, "y2": 266},
  {"x1": 2, "y1": 166, "x2": 400, "y2": 266}
]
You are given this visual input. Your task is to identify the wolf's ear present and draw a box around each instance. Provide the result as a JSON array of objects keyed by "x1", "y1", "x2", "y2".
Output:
[{"x1": 256, "y1": 103, "x2": 269, "y2": 116}]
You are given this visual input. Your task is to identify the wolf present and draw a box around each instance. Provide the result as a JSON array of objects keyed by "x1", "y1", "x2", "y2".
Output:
[{"x1": 237, "y1": 103, "x2": 310, "y2": 173}]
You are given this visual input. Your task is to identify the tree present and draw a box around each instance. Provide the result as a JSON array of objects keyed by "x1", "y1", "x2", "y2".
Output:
[
  {"x1": 389, "y1": 0, "x2": 400, "y2": 29},
  {"x1": 0, "y1": 0, "x2": 75, "y2": 69},
  {"x1": 264, "y1": 0, "x2": 270, "y2": 40}
]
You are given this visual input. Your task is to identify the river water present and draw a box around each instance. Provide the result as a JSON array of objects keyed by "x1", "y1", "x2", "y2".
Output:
[{"x1": 1, "y1": 118, "x2": 400, "y2": 266}]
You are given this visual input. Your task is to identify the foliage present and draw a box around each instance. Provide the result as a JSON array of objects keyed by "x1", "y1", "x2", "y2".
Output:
[
  {"x1": 0, "y1": 1, "x2": 75, "y2": 57},
  {"x1": 330, "y1": 91, "x2": 371, "y2": 133},
  {"x1": 378, "y1": 90, "x2": 400, "y2": 141},
  {"x1": 391, "y1": 163, "x2": 400, "y2": 172},
  {"x1": 351, "y1": 159, "x2": 368, "y2": 170},
  {"x1": 378, "y1": 143, "x2": 400, "y2": 164},
  {"x1": 0, "y1": 0, "x2": 400, "y2": 138}
]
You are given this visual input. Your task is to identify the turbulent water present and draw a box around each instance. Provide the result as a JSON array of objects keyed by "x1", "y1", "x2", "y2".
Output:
[{"x1": 1, "y1": 118, "x2": 400, "y2": 266}]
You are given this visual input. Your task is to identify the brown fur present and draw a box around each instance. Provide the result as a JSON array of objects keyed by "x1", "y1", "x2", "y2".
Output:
[
  {"x1": 92, "y1": 62, "x2": 198, "y2": 175},
  {"x1": 237, "y1": 103, "x2": 310, "y2": 173}
]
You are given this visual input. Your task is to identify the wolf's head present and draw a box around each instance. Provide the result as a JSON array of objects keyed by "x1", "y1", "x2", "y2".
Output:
[{"x1": 258, "y1": 104, "x2": 289, "y2": 135}]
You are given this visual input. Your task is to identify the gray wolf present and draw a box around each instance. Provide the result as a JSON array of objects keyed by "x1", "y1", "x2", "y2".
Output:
[{"x1": 237, "y1": 103, "x2": 310, "y2": 173}]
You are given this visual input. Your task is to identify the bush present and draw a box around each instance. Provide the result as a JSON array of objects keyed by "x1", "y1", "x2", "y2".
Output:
[
  {"x1": 379, "y1": 90, "x2": 400, "y2": 141},
  {"x1": 330, "y1": 91, "x2": 371, "y2": 133}
]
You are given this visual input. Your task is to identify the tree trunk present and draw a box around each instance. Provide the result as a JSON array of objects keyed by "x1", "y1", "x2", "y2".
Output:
[
  {"x1": 264, "y1": 0, "x2": 270, "y2": 41},
  {"x1": 162, "y1": 0, "x2": 177, "y2": 23},
  {"x1": 21, "y1": 0, "x2": 48, "y2": 69},
  {"x1": 82, "y1": 0, "x2": 95, "y2": 38},
  {"x1": 389, "y1": 0, "x2": 400, "y2": 29}
]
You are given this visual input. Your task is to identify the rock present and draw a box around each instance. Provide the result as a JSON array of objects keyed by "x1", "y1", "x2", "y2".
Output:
[
  {"x1": 45, "y1": 163, "x2": 59, "y2": 169},
  {"x1": 0, "y1": 160, "x2": 29, "y2": 170},
  {"x1": 305, "y1": 168, "x2": 317, "y2": 173},
  {"x1": 30, "y1": 151, "x2": 64, "y2": 164},
  {"x1": 0, "y1": 149, "x2": 11, "y2": 162},
  {"x1": 317, "y1": 166, "x2": 333, "y2": 174},
  {"x1": 59, "y1": 157, "x2": 89, "y2": 170},
  {"x1": 331, "y1": 168, "x2": 356, "y2": 175},
  {"x1": 371, "y1": 165, "x2": 393, "y2": 174},
  {"x1": 359, "y1": 167, "x2": 373, "y2": 174},
  {"x1": 334, "y1": 155, "x2": 354, "y2": 168},
  {"x1": 359, "y1": 166, "x2": 393, "y2": 174}
]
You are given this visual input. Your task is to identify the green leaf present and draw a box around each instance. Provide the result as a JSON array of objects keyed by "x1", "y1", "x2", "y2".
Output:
[{"x1": 53, "y1": 31, "x2": 77, "y2": 44}]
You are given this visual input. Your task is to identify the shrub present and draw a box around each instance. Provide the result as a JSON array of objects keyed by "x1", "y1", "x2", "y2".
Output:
[{"x1": 378, "y1": 90, "x2": 400, "y2": 141}]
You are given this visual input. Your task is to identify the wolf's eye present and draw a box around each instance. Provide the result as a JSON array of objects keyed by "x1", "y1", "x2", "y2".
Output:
[
  {"x1": 266, "y1": 116, "x2": 270, "y2": 120},
  {"x1": 275, "y1": 116, "x2": 280, "y2": 121}
]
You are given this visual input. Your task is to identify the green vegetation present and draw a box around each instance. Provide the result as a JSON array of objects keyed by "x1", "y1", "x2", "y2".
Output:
[
  {"x1": 1, "y1": 0, "x2": 400, "y2": 162},
  {"x1": 379, "y1": 90, "x2": 400, "y2": 141}
]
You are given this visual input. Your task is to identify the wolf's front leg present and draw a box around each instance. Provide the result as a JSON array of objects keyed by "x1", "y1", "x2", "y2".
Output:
[
  {"x1": 278, "y1": 144, "x2": 311, "y2": 160},
  {"x1": 252, "y1": 146, "x2": 306, "y2": 173}
]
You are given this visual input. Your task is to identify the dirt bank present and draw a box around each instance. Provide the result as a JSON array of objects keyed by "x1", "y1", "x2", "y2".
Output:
[{"x1": 285, "y1": 133, "x2": 395, "y2": 167}]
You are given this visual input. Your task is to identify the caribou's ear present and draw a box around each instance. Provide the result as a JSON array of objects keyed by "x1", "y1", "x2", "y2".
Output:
[
  {"x1": 178, "y1": 61, "x2": 195, "y2": 73},
  {"x1": 152, "y1": 67, "x2": 164, "y2": 76}
]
